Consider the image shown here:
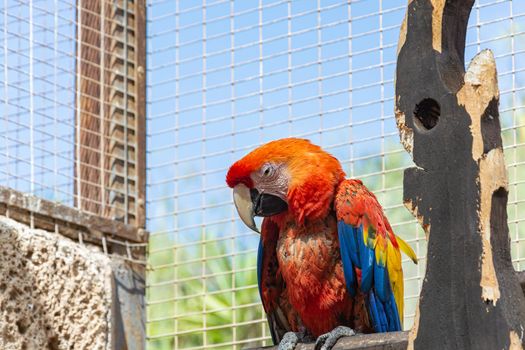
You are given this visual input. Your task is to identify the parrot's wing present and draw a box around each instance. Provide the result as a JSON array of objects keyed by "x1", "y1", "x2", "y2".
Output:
[
  {"x1": 258, "y1": 218, "x2": 291, "y2": 344},
  {"x1": 335, "y1": 179, "x2": 417, "y2": 333}
]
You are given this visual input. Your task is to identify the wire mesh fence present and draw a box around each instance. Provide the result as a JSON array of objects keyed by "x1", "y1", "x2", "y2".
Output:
[
  {"x1": 146, "y1": 0, "x2": 525, "y2": 349},
  {"x1": 0, "y1": 0, "x2": 146, "y2": 227},
  {"x1": 1, "y1": 0, "x2": 524, "y2": 349},
  {"x1": 0, "y1": 0, "x2": 148, "y2": 276},
  {"x1": 1, "y1": 0, "x2": 77, "y2": 203}
]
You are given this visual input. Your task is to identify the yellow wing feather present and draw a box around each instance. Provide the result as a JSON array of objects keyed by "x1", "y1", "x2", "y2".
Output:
[
  {"x1": 386, "y1": 240, "x2": 403, "y2": 325},
  {"x1": 396, "y1": 235, "x2": 418, "y2": 264},
  {"x1": 335, "y1": 179, "x2": 419, "y2": 329}
]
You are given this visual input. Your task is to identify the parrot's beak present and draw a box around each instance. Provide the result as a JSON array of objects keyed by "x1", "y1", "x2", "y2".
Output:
[
  {"x1": 233, "y1": 183, "x2": 259, "y2": 233},
  {"x1": 232, "y1": 183, "x2": 288, "y2": 233}
]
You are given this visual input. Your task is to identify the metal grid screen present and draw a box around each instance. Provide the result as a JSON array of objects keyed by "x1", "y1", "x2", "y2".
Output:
[
  {"x1": 0, "y1": 0, "x2": 145, "y2": 226},
  {"x1": 145, "y1": 1, "x2": 525, "y2": 349},
  {"x1": 1, "y1": 0, "x2": 77, "y2": 202}
]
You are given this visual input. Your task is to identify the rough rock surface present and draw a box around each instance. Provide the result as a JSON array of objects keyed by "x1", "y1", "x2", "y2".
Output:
[{"x1": 0, "y1": 216, "x2": 113, "y2": 350}]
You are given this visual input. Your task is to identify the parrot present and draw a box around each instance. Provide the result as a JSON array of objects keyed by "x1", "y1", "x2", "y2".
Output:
[{"x1": 226, "y1": 138, "x2": 418, "y2": 350}]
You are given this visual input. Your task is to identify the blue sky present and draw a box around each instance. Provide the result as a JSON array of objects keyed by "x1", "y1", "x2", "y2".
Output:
[
  {"x1": 0, "y1": 1, "x2": 77, "y2": 202},
  {"x1": 0, "y1": 0, "x2": 523, "y2": 258},
  {"x1": 145, "y1": 0, "x2": 524, "y2": 245},
  {"x1": 147, "y1": 1, "x2": 406, "y2": 238}
]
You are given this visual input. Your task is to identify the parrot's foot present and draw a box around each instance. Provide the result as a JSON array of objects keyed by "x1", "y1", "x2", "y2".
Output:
[
  {"x1": 278, "y1": 330, "x2": 312, "y2": 350},
  {"x1": 313, "y1": 326, "x2": 355, "y2": 350}
]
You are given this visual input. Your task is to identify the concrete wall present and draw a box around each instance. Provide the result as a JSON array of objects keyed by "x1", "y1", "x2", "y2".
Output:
[{"x1": 0, "y1": 216, "x2": 144, "y2": 350}]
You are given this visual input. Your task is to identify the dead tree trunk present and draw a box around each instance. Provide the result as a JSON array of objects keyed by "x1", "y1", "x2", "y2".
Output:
[{"x1": 395, "y1": 1, "x2": 525, "y2": 349}]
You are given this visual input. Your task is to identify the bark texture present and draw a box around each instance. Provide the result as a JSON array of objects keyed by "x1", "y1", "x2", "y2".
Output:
[{"x1": 395, "y1": 1, "x2": 525, "y2": 349}]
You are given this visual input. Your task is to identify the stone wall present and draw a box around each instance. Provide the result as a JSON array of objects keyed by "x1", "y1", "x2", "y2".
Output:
[{"x1": 0, "y1": 216, "x2": 144, "y2": 350}]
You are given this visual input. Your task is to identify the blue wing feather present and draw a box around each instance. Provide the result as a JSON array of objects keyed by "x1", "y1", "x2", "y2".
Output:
[
  {"x1": 338, "y1": 220, "x2": 360, "y2": 266},
  {"x1": 374, "y1": 291, "x2": 388, "y2": 331},
  {"x1": 384, "y1": 295, "x2": 398, "y2": 331},
  {"x1": 338, "y1": 221, "x2": 357, "y2": 296},
  {"x1": 374, "y1": 262, "x2": 390, "y2": 302},
  {"x1": 388, "y1": 293, "x2": 402, "y2": 331},
  {"x1": 357, "y1": 225, "x2": 374, "y2": 293},
  {"x1": 337, "y1": 220, "x2": 402, "y2": 333},
  {"x1": 368, "y1": 292, "x2": 384, "y2": 332},
  {"x1": 257, "y1": 238, "x2": 264, "y2": 308}
]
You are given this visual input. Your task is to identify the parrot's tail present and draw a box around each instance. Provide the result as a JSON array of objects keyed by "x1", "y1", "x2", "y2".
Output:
[{"x1": 396, "y1": 235, "x2": 418, "y2": 264}]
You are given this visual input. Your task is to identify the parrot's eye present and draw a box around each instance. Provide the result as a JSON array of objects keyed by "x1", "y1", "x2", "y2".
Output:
[{"x1": 261, "y1": 164, "x2": 273, "y2": 177}]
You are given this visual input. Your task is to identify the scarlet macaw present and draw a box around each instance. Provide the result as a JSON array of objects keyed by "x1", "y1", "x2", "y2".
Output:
[{"x1": 226, "y1": 138, "x2": 417, "y2": 350}]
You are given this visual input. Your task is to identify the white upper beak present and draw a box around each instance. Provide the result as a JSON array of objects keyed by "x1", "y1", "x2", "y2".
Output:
[{"x1": 232, "y1": 183, "x2": 259, "y2": 233}]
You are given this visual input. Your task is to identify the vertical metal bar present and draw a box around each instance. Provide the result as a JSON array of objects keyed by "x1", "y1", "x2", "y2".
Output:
[
  {"x1": 3, "y1": 0, "x2": 9, "y2": 188},
  {"x1": 100, "y1": 0, "x2": 105, "y2": 216},
  {"x1": 15, "y1": 3, "x2": 21, "y2": 191},
  {"x1": 53, "y1": 0, "x2": 58, "y2": 201},
  {"x1": 230, "y1": 0, "x2": 238, "y2": 347},
  {"x1": 509, "y1": 0, "x2": 518, "y2": 270},
  {"x1": 258, "y1": 0, "x2": 264, "y2": 145},
  {"x1": 75, "y1": 0, "x2": 82, "y2": 210},
  {"x1": 317, "y1": 0, "x2": 323, "y2": 144},
  {"x1": 287, "y1": 0, "x2": 292, "y2": 135},
  {"x1": 29, "y1": 0, "x2": 34, "y2": 196},
  {"x1": 123, "y1": 0, "x2": 130, "y2": 226},
  {"x1": 201, "y1": 1, "x2": 207, "y2": 348},
  {"x1": 174, "y1": 2, "x2": 180, "y2": 348},
  {"x1": 347, "y1": 0, "x2": 354, "y2": 178},
  {"x1": 475, "y1": 1, "x2": 481, "y2": 53},
  {"x1": 379, "y1": 0, "x2": 385, "y2": 202}
]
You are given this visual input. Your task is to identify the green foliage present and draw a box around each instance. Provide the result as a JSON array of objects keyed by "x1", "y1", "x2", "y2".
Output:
[{"x1": 147, "y1": 233, "x2": 268, "y2": 349}]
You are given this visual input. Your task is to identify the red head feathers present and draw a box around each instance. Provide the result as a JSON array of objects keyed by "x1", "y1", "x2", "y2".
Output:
[{"x1": 226, "y1": 138, "x2": 345, "y2": 224}]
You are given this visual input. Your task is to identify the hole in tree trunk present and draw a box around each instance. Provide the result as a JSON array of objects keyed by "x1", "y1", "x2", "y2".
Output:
[
  {"x1": 490, "y1": 187, "x2": 509, "y2": 258},
  {"x1": 414, "y1": 98, "x2": 440, "y2": 130}
]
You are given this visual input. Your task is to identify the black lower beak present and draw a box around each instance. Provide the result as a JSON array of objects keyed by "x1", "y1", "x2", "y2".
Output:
[{"x1": 250, "y1": 189, "x2": 288, "y2": 217}]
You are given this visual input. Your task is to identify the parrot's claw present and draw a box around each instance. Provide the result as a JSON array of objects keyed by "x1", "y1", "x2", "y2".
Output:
[
  {"x1": 313, "y1": 326, "x2": 355, "y2": 350},
  {"x1": 277, "y1": 332, "x2": 299, "y2": 350},
  {"x1": 278, "y1": 330, "x2": 312, "y2": 350}
]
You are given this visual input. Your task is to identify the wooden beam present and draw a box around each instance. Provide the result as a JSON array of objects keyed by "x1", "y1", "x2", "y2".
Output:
[
  {"x1": 395, "y1": 1, "x2": 525, "y2": 349},
  {"x1": 75, "y1": 0, "x2": 105, "y2": 216},
  {"x1": 250, "y1": 332, "x2": 407, "y2": 350},
  {"x1": 135, "y1": 0, "x2": 147, "y2": 229},
  {"x1": 0, "y1": 185, "x2": 147, "y2": 259},
  {"x1": 75, "y1": 0, "x2": 147, "y2": 228}
]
